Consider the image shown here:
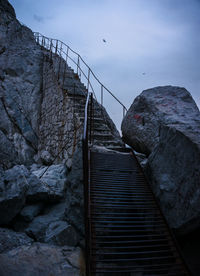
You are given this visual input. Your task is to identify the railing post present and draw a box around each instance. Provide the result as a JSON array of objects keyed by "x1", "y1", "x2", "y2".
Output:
[
  {"x1": 89, "y1": 93, "x2": 93, "y2": 144},
  {"x1": 57, "y1": 42, "x2": 62, "y2": 81},
  {"x1": 62, "y1": 54, "x2": 67, "y2": 87},
  {"x1": 101, "y1": 85, "x2": 103, "y2": 106},
  {"x1": 87, "y1": 69, "x2": 90, "y2": 91},
  {"x1": 49, "y1": 39, "x2": 53, "y2": 60},
  {"x1": 47, "y1": 38, "x2": 49, "y2": 50},
  {"x1": 42, "y1": 37, "x2": 44, "y2": 47},
  {"x1": 55, "y1": 40, "x2": 58, "y2": 54},
  {"x1": 77, "y1": 55, "x2": 80, "y2": 75},
  {"x1": 123, "y1": 106, "x2": 126, "y2": 118},
  {"x1": 60, "y1": 42, "x2": 63, "y2": 57},
  {"x1": 66, "y1": 46, "x2": 69, "y2": 64}
]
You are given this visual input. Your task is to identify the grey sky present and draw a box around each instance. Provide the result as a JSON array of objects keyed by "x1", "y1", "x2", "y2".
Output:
[{"x1": 9, "y1": 0, "x2": 200, "y2": 129}]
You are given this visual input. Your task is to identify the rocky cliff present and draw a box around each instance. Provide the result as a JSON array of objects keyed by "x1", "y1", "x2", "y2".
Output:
[{"x1": 0, "y1": 1, "x2": 43, "y2": 168}]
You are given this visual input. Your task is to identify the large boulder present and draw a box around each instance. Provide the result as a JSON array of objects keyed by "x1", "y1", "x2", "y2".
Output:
[
  {"x1": 122, "y1": 86, "x2": 200, "y2": 234},
  {"x1": 0, "y1": 243, "x2": 81, "y2": 276},
  {"x1": 26, "y1": 202, "x2": 66, "y2": 241},
  {"x1": 25, "y1": 201, "x2": 80, "y2": 246},
  {"x1": 122, "y1": 86, "x2": 200, "y2": 155}
]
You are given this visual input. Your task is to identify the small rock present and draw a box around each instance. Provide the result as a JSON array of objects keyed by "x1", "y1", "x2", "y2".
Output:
[
  {"x1": 45, "y1": 221, "x2": 79, "y2": 247},
  {"x1": 40, "y1": 150, "x2": 54, "y2": 165},
  {"x1": 20, "y1": 203, "x2": 44, "y2": 222}
]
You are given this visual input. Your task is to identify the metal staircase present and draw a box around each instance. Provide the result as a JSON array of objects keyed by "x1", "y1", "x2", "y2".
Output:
[
  {"x1": 87, "y1": 150, "x2": 190, "y2": 275},
  {"x1": 34, "y1": 33, "x2": 191, "y2": 275}
]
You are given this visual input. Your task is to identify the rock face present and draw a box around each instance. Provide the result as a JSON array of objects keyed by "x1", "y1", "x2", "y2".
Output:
[
  {"x1": 122, "y1": 86, "x2": 200, "y2": 234},
  {"x1": 0, "y1": 228, "x2": 33, "y2": 253},
  {"x1": 0, "y1": 165, "x2": 29, "y2": 225},
  {"x1": 65, "y1": 144, "x2": 85, "y2": 236},
  {"x1": 0, "y1": 0, "x2": 43, "y2": 168},
  {"x1": 0, "y1": 243, "x2": 81, "y2": 276}
]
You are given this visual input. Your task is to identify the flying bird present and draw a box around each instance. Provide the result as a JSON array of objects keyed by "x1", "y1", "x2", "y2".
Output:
[
  {"x1": 102, "y1": 39, "x2": 106, "y2": 43},
  {"x1": 142, "y1": 72, "x2": 146, "y2": 75}
]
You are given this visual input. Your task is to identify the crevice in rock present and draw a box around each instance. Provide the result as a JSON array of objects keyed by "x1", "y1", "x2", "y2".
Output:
[{"x1": 0, "y1": 97, "x2": 37, "y2": 153}]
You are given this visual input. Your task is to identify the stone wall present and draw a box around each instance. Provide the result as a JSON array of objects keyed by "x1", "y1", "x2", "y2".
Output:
[{"x1": 37, "y1": 54, "x2": 82, "y2": 166}]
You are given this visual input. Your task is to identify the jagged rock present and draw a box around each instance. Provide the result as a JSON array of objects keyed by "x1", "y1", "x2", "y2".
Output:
[
  {"x1": 20, "y1": 203, "x2": 44, "y2": 222},
  {"x1": 0, "y1": 163, "x2": 67, "y2": 225},
  {"x1": 26, "y1": 202, "x2": 67, "y2": 242},
  {"x1": 27, "y1": 165, "x2": 67, "y2": 202},
  {"x1": 122, "y1": 86, "x2": 200, "y2": 234},
  {"x1": 0, "y1": 243, "x2": 80, "y2": 276},
  {"x1": 65, "y1": 145, "x2": 84, "y2": 236},
  {"x1": 45, "y1": 221, "x2": 79, "y2": 247},
  {"x1": 0, "y1": 227, "x2": 33, "y2": 253},
  {"x1": 0, "y1": 0, "x2": 15, "y2": 18},
  {"x1": 0, "y1": 165, "x2": 29, "y2": 225}
]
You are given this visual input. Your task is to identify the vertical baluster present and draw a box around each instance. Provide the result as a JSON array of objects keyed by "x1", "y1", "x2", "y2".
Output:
[
  {"x1": 101, "y1": 85, "x2": 103, "y2": 106},
  {"x1": 66, "y1": 46, "x2": 69, "y2": 64},
  {"x1": 57, "y1": 42, "x2": 62, "y2": 81},
  {"x1": 60, "y1": 42, "x2": 63, "y2": 57},
  {"x1": 47, "y1": 39, "x2": 49, "y2": 49},
  {"x1": 49, "y1": 39, "x2": 53, "y2": 60},
  {"x1": 87, "y1": 69, "x2": 90, "y2": 92},
  {"x1": 123, "y1": 106, "x2": 126, "y2": 118},
  {"x1": 55, "y1": 40, "x2": 58, "y2": 54},
  {"x1": 62, "y1": 53, "x2": 67, "y2": 87},
  {"x1": 77, "y1": 55, "x2": 80, "y2": 75},
  {"x1": 89, "y1": 93, "x2": 93, "y2": 144},
  {"x1": 79, "y1": 58, "x2": 81, "y2": 80}
]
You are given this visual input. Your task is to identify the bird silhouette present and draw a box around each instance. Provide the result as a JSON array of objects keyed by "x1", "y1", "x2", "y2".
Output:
[{"x1": 102, "y1": 39, "x2": 106, "y2": 43}]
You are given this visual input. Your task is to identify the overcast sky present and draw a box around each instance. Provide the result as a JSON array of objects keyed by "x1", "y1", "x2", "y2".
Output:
[{"x1": 10, "y1": 0, "x2": 200, "y2": 129}]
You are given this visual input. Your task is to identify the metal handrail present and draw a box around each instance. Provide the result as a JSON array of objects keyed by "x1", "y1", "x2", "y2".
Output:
[
  {"x1": 82, "y1": 91, "x2": 92, "y2": 276},
  {"x1": 33, "y1": 32, "x2": 127, "y2": 121}
]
